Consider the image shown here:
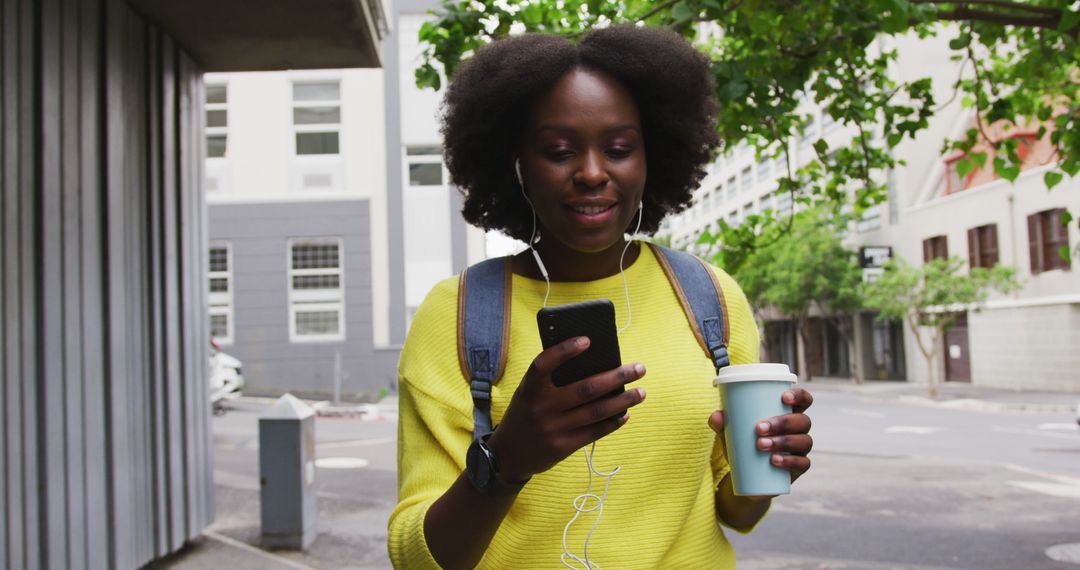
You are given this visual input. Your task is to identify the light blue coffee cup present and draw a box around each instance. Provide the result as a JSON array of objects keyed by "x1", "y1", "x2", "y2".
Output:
[{"x1": 715, "y1": 363, "x2": 798, "y2": 496}]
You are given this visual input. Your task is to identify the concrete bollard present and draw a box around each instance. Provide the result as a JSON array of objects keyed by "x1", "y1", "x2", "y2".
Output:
[{"x1": 259, "y1": 393, "x2": 317, "y2": 549}]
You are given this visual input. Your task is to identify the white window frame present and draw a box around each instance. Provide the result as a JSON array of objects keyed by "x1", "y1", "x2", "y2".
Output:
[
  {"x1": 205, "y1": 81, "x2": 228, "y2": 161},
  {"x1": 404, "y1": 145, "x2": 446, "y2": 187},
  {"x1": 287, "y1": 237, "x2": 346, "y2": 343},
  {"x1": 291, "y1": 79, "x2": 343, "y2": 158},
  {"x1": 208, "y1": 242, "x2": 233, "y2": 345}
]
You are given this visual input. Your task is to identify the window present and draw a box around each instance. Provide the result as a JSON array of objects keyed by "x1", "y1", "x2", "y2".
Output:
[
  {"x1": 725, "y1": 176, "x2": 737, "y2": 201},
  {"x1": 757, "y1": 158, "x2": 771, "y2": 183},
  {"x1": 288, "y1": 238, "x2": 345, "y2": 341},
  {"x1": 798, "y1": 116, "x2": 817, "y2": 162},
  {"x1": 967, "y1": 224, "x2": 999, "y2": 269},
  {"x1": 208, "y1": 243, "x2": 233, "y2": 344},
  {"x1": 206, "y1": 83, "x2": 228, "y2": 159},
  {"x1": 293, "y1": 81, "x2": 341, "y2": 156},
  {"x1": 922, "y1": 235, "x2": 948, "y2": 262},
  {"x1": 1028, "y1": 208, "x2": 1071, "y2": 274},
  {"x1": 774, "y1": 190, "x2": 793, "y2": 218},
  {"x1": 740, "y1": 167, "x2": 753, "y2": 193},
  {"x1": 943, "y1": 155, "x2": 974, "y2": 194},
  {"x1": 742, "y1": 202, "x2": 755, "y2": 221},
  {"x1": 406, "y1": 145, "x2": 444, "y2": 186}
]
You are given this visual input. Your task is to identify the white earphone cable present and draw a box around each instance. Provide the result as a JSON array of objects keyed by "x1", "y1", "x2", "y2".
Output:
[{"x1": 516, "y1": 160, "x2": 643, "y2": 569}]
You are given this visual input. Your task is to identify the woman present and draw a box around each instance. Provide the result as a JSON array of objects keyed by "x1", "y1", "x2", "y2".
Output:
[{"x1": 388, "y1": 25, "x2": 813, "y2": 569}]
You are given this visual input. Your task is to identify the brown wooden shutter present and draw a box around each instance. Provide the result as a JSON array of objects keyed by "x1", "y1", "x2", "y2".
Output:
[
  {"x1": 940, "y1": 235, "x2": 949, "y2": 259},
  {"x1": 923, "y1": 238, "x2": 932, "y2": 263},
  {"x1": 967, "y1": 228, "x2": 978, "y2": 269},
  {"x1": 1027, "y1": 213, "x2": 1041, "y2": 274},
  {"x1": 986, "y1": 224, "x2": 999, "y2": 267}
]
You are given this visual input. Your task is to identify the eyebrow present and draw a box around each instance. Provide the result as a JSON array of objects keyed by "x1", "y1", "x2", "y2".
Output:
[{"x1": 534, "y1": 124, "x2": 642, "y2": 135}]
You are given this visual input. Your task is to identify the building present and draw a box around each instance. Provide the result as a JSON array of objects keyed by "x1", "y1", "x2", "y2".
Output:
[
  {"x1": 204, "y1": 0, "x2": 487, "y2": 400},
  {"x1": 663, "y1": 34, "x2": 1079, "y2": 392},
  {"x1": 0, "y1": 0, "x2": 386, "y2": 567}
]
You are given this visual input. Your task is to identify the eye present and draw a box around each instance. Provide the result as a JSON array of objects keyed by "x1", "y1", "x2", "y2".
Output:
[
  {"x1": 545, "y1": 148, "x2": 576, "y2": 162},
  {"x1": 606, "y1": 146, "x2": 634, "y2": 159}
]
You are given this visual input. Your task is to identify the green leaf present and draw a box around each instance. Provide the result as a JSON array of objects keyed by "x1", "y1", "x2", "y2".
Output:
[
  {"x1": 1059, "y1": 8, "x2": 1080, "y2": 33},
  {"x1": 955, "y1": 157, "x2": 974, "y2": 178},
  {"x1": 1044, "y1": 170, "x2": 1064, "y2": 190},
  {"x1": 948, "y1": 33, "x2": 971, "y2": 50},
  {"x1": 1062, "y1": 210, "x2": 1073, "y2": 226},
  {"x1": 887, "y1": 132, "x2": 903, "y2": 147},
  {"x1": 970, "y1": 151, "x2": 988, "y2": 168},
  {"x1": 1059, "y1": 245, "x2": 1072, "y2": 265},
  {"x1": 671, "y1": 2, "x2": 694, "y2": 23}
]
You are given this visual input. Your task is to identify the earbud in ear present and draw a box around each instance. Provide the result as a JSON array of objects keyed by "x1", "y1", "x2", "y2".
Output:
[{"x1": 514, "y1": 159, "x2": 523, "y2": 186}]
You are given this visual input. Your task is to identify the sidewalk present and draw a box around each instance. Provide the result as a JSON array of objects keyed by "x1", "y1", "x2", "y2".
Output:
[{"x1": 805, "y1": 377, "x2": 1079, "y2": 415}]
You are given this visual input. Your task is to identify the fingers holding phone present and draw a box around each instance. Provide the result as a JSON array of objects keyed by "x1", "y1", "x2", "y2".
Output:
[{"x1": 486, "y1": 300, "x2": 644, "y2": 482}]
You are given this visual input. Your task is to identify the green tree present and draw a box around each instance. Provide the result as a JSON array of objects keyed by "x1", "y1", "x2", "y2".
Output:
[
  {"x1": 862, "y1": 256, "x2": 1021, "y2": 398},
  {"x1": 415, "y1": 0, "x2": 1079, "y2": 253},
  {"x1": 701, "y1": 207, "x2": 863, "y2": 382}
]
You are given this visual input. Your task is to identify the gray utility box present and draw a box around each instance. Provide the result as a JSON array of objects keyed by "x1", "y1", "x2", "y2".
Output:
[{"x1": 259, "y1": 393, "x2": 317, "y2": 549}]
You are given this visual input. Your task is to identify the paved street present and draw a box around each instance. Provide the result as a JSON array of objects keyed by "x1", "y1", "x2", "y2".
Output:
[
  {"x1": 157, "y1": 383, "x2": 1080, "y2": 569},
  {"x1": 729, "y1": 387, "x2": 1080, "y2": 569}
]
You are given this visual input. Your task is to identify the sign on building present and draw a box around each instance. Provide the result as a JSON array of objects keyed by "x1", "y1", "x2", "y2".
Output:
[{"x1": 859, "y1": 246, "x2": 893, "y2": 283}]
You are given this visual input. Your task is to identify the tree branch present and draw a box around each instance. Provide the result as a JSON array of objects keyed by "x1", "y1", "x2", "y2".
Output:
[
  {"x1": 912, "y1": 0, "x2": 1060, "y2": 17},
  {"x1": 933, "y1": 6, "x2": 1062, "y2": 31},
  {"x1": 633, "y1": 0, "x2": 681, "y2": 23}
]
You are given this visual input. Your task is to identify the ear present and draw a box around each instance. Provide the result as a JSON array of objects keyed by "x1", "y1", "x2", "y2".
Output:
[{"x1": 514, "y1": 158, "x2": 523, "y2": 186}]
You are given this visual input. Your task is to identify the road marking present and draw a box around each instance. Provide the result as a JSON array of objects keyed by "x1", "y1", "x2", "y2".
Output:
[
  {"x1": 1038, "y1": 422, "x2": 1080, "y2": 432},
  {"x1": 317, "y1": 436, "x2": 395, "y2": 450},
  {"x1": 1046, "y1": 543, "x2": 1080, "y2": 565},
  {"x1": 205, "y1": 530, "x2": 317, "y2": 570},
  {"x1": 1003, "y1": 463, "x2": 1080, "y2": 486},
  {"x1": 884, "y1": 426, "x2": 943, "y2": 435},
  {"x1": 315, "y1": 457, "x2": 370, "y2": 469},
  {"x1": 1007, "y1": 481, "x2": 1080, "y2": 499},
  {"x1": 992, "y1": 425, "x2": 1079, "y2": 442},
  {"x1": 840, "y1": 408, "x2": 886, "y2": 418}
]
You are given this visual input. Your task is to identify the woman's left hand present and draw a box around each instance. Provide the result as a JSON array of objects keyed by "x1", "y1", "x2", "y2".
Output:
[{"x1": 708, "y1": 386, "x2": 814, "y2": 483}]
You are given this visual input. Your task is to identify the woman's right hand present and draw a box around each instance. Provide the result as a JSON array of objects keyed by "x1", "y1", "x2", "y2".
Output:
[{"x1": 485, "y1": 336, "x2": 647, "y2": 483}]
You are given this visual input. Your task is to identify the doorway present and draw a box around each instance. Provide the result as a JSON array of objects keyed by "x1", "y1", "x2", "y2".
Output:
[{"x1": 944, "y1": 312, "x2": 971, "y2": 382}]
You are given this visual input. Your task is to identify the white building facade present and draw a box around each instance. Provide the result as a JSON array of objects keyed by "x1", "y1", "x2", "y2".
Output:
[{"x1": 203, "y1": 0, "x2": 487, "y2": 398}]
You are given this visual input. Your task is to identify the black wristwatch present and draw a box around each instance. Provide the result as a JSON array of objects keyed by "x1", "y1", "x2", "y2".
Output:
[{"x1": 466, "y1": 433, "x2": 530, "y2": 496}]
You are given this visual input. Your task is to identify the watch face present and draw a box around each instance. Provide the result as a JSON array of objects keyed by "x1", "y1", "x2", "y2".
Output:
[{"x1": 467, "y1": 440, "x2": 491, "y2": 488}]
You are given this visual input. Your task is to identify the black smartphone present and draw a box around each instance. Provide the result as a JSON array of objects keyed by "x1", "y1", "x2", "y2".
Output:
[{"x1": 536, "y1": 299, "x2": 623, "y2": 388}]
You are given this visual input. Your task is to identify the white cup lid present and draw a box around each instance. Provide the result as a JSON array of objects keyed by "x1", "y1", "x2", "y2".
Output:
[{"x1": 714, "y1": 363, "x2": 798, "y2": 385}]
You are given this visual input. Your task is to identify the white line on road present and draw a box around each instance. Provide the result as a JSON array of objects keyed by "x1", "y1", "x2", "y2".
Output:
[
  {"x1": 884, "y1": 426, "x2": 943, "y2": 435},
  {"x1": 1003, "y1": 463, "x2": 1080, "y2": 486},
  {"x1": 317, "y1": 436, "x2": 396, "y2": 450},
  {"x1": 840, "y1": 408, "x2": 886, "y2": 418},
  {"x1": 992, "y1": 425, "x2": 1080, "y2": 442},
  {"x1": 1007, "y1": 481, "x2": 1080, "y2": 499},
  {"x1": 1038, "y1": 422, "x2": 1080, "y2": 432},
  {"x1": 205, "y1": 530, "x2": 317, "y2": 570}
]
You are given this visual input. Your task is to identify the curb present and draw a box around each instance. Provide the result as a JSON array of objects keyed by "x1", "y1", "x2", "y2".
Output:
[{"x1": 888, "y1": 394, "x2": 1075, "y2": 415}]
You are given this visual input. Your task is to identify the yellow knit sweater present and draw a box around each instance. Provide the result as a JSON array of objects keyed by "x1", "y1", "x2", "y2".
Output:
[{"x1": 388, "y1": 245, "x2": 761, "y2": 569}]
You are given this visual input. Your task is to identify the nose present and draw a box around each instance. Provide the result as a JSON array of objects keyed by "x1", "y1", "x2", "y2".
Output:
[{"x1": 572, "y1": 150, "x2": 609, "y2": 189}]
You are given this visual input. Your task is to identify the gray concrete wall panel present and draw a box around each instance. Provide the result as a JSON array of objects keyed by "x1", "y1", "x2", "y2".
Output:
[
  {"x1": 0, "y1": 0, "x2": 214, "y2": 566},
  {"x1": 209, "y1": 200, "x2": 401, "y2": 399}
]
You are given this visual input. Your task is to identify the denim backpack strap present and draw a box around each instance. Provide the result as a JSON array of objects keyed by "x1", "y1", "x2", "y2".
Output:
[
  {"x1": 457, "y1": 257, "x2": 513, "y2": 439},
  {"x1": 648, "y1": 243, "x2": 731, "y2": 372}
]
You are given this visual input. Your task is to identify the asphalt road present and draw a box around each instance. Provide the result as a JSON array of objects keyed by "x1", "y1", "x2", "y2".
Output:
[
  {"x1": 194, "y1": 387, "x2": 1080, "y2": 570},
  {"x1": 728, "y1": 388, "x2": 1080, "y2": 570}
]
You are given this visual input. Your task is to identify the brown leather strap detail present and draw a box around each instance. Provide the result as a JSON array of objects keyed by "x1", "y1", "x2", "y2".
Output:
[
  {"x1": 696, "y1": 255, "x2": 731, "y2": 346},
  {"x1": 648, "y1": 243, "x2": 711, "y2": 360},
  {"x1": 494, "y1": 259, "x2": 513, "y2": 385},
  {"x1": 457, "y1": 267, "x2": 471, "y2": 383}
]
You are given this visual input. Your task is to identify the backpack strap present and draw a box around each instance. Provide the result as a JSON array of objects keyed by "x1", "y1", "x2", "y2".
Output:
[
  {"x1": 457, "y1": 256, "x2": 513, "y2": 439},
  {"x1": 648, "y1": 243, "x2": 731, "y2": 372}
]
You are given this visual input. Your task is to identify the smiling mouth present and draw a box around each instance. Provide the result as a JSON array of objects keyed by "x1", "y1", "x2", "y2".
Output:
[{"x1": 567, "y1": 204, "x2": 616, "y2": 215}]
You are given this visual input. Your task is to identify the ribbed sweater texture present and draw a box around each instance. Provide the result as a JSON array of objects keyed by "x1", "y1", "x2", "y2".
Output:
[{"x1": 388, "y1": 246, "x2": 761, "y2": 569}]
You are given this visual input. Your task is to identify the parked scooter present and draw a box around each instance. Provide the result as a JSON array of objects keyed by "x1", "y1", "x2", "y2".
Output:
[{"x1": 209, "y1": 339, "x2": 244, "y2": 415}]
